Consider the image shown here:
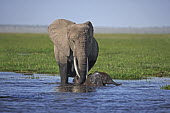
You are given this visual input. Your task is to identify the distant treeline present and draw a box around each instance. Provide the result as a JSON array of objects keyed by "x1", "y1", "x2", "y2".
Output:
[{"x1": 0, "y1": 25, "x2": 170, "y2": 34}]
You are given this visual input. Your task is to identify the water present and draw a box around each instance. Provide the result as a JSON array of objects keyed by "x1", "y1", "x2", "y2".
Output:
[{"x1": 0, "y1": 72, "x2": 170, "y2": 113}]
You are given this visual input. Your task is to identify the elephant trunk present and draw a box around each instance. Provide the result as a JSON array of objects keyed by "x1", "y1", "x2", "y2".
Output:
[
  {"x1": 77, "y1": 56, "x2": 88, "y2": 84},
  {"x1": 74, "y1": 42, "x2": 88, "y2": 85}
]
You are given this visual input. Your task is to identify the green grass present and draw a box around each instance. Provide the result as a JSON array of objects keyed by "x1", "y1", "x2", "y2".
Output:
[
  {"x1": 0, "y1": 33, "x2": 170, "y2": 79},
  {"x1": 160, "y1": 85, "x2": 170, "y2": 90}
]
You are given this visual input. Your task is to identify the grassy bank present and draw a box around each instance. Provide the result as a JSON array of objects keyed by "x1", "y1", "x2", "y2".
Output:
[{"x1": 0, "y1": 33, "x2": 170, "y2": 79}]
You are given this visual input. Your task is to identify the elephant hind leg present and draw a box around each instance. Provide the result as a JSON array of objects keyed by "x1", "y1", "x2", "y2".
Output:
[{"x1": 88, "y1": 60, "x2": 96, "y2": 71}]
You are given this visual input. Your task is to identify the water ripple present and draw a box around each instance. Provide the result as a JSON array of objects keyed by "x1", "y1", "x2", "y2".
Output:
[{"x1": 0, "y1": 72, "x2": 170, "y2": 113}]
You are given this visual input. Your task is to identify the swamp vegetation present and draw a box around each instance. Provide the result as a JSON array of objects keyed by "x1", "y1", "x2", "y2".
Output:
[{"x1": 0, "y1": 33, "x2": 170, "y2": 80}]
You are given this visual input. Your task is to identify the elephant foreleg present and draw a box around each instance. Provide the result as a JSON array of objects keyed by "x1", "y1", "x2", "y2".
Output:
[
  {"x1": 59, "y1": 63, "x2": 68, "y2": 85},
  {"x1": 55, "y1": 46, "x2": 69, "y2": 85}
]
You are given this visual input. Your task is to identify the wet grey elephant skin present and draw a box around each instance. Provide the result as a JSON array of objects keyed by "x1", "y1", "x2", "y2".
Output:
[
  {"x1": 48, "y1": 19, "x2": 98, "y2": 85},
  {"x1": 74, "y1": 71, "x2": 122, "y2": 86}
]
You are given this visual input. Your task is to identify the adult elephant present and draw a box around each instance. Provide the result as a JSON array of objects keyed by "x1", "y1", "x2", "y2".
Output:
[{"x1": 48, "y1": 19, "x2": 98, "y2": 85}]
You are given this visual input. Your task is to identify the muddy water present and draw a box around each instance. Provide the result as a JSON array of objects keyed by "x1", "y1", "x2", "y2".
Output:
[{"x1": 0, "y1": 72, "x2": 170, "y2": 113}]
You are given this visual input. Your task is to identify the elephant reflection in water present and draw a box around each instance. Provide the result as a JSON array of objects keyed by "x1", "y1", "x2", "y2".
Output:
[
  {"x1": 57, "y1": 85, "x2": 96, "y2": 93},
  {"x1": 57, "y1": 71, "x2": 121, "y2": 93}
]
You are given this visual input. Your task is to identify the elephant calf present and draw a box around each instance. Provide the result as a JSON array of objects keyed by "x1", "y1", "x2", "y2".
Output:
[
  {"x1": 57, "y1": 72, "x2": 121, "y2": 93},
  {"x1": 74, "y1": 71, "x2": 122, "y2": 86}
]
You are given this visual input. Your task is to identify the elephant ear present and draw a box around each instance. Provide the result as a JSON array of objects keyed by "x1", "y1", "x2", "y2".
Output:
[
  {"x1": 84, "y1": 21, "x2": 94, "y2": 35},
  {"x1": 48, "y1": 19, "x2": 75, "y2": 56}
]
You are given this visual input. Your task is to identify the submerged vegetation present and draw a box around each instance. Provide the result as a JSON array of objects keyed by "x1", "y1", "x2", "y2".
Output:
[
  {"x1": 160, "y1": 85, "x2": 170, "y2": 90},
  {"x1": 0, "y1": 33, "x2": 170, "y2": 79}
]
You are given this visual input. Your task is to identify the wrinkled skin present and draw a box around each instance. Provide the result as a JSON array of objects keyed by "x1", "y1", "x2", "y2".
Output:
[
  {"x1": 74, "y1": 71, "x2": 122, "y2": 86},
  {"x1": 48, "y1": 19, "x2": 98, "y2": 85}
]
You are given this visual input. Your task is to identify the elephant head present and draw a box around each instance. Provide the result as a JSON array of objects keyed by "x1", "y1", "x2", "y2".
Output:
[
  {"x1": 48, "y1": 19, "x2": 96, "y2": 85},
  {"x1": 67, "y1": 21, "x2": 94, "y2": 84}
]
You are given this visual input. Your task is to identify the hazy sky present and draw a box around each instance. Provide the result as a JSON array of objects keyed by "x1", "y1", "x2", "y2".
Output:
[{"x1": 0, "y1": 0, "x2": 170, "y2": 27}]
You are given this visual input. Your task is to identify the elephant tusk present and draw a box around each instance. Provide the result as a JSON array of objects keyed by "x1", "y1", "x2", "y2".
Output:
[
  {"x1": 74, "y1": 57, "x2": 80, "y2": 78},
  {"x1": 86, "y1": 57, "x2": 89, "y2": 79}
]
